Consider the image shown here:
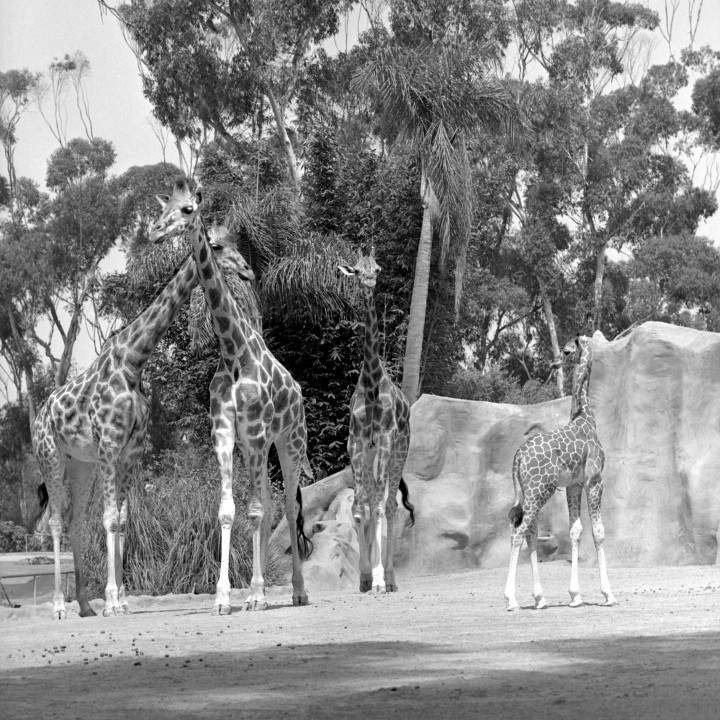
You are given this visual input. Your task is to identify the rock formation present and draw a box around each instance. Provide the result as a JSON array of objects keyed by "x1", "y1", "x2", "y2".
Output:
[{"x1": 270, "y1": 322, "x2": 720, "y2": 588}]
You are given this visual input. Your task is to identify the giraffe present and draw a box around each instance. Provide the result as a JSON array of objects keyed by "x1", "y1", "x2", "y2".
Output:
[
  {"x1": 32, "y1": 242, "x2": 234, "y2": 619},
  {"x1": 504, "y1": 334, "x2": 617, "y2": 611},
  {"x1": 149, "y1": 179, "x2": 312, "y2": 613},
  {"x1": 339, "y1": 247, "x2": 415, "y2": 593}
]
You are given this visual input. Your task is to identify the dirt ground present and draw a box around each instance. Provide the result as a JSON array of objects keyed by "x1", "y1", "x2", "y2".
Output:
[{"x1": 1, "y1": 563, "x2": 718, "y2": 720}]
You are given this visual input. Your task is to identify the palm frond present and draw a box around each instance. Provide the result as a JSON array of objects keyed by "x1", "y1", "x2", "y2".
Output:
[
  {"x1": 127, "y1": 237, "x2": 193, "y2": 288},
  {"x1": 259, "y1": 233, "x2": 358, "y2": 324},
  {"x1": 226, "y1": 186, "x2": 302, "y2": 265}
]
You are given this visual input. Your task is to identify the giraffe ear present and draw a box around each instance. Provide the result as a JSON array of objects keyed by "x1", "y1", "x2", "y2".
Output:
[
  {"x1": 195, "y1": 190, "x2": 202, "y2": 205},
  {"x1": 338, "y1": 265, "x2": 357, "y2": 276},
  {"x1": 156, "y1": 194, "x2": 170, "y2": 208}
]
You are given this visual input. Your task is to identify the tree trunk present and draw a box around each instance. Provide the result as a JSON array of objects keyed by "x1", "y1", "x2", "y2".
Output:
[
  {"x1": 537, "y1": 276, "x2": 565, "y2": 396},
  {"x1": 7, "y1": 307, "x2": 37, "y2": 428},
  {"x1": 401, "y1": 202, "x2": 433, "y2": 405},
  {"x1": 266, "y1": 87, "x2": 301, "y2": 193},
  {"x1": 592, "y1": 242, "x2": 607, "y2": 333}
]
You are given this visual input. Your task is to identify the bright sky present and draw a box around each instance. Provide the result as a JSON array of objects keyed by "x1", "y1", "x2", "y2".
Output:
[{"x1": 1, "y1": 0, "x2": 719, "y2": 392}]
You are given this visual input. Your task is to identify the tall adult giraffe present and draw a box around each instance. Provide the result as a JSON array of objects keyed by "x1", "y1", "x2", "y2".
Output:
[
  {"x1": 339, "y1": 247, "x2": 415, "y2": 593},
  {"x1": 504, "y1": 335, "x2": 617, "y2": 611},
  {"x1": 33, "y1": 241, "x2": 238, "y2": 619},
  {"x1": 149, "y1": 179, "x2": 312, "y2": 613}
]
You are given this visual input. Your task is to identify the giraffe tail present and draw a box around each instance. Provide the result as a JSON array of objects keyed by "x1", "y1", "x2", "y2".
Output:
[
  {"x1": 295, "y1": 486, "x2": 314, "y2": 560},
  {"x1": 508, "y1": 450, "x2": 524, "y2": 528},
  {"x1": 34, "y1": 482, "x2": 50, "y2": 532},
  {"x1": 398, "y1": 478, "x2": 415, "y2": 526}
]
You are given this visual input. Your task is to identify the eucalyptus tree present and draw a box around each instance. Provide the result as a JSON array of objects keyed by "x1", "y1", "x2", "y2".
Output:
[
  {"x1": 354, "y1": 0, "x2": 517, "y2": 404},
  {"x1": 103, "y1": 0, "x2": 352, "y2": 193}
]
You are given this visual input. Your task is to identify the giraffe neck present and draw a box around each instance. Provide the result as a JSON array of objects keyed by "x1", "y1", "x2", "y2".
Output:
[
  {"x1": 360, "y1": 286, "x2": 382, "y2": 388},
  {"x1": 571, "y1": 357, "x2": 593, "y2": 421},
  {"x1": 188, "y1": 217, "x2": 257, "y2": 359},
  {"x1": 110, "y1": 254, "x2": 198, "y2": 377}
]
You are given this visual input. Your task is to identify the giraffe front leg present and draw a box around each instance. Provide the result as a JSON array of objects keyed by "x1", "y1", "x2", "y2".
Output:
[
  {"x1": 349, "y1": 438, "x2": 373, "y2": 592},
  {"x1": 587, "y1": 475, "x2": 617, "y2": 606},
  {"x1": 115, "y1": 495, "x2": 130, "y2": 615},
  {"x1": 567, "y1": 484, "x2": 584, "y2": 607},
  {"x1": 368, "y1": 437, "x2": 396, "y2": 594},
  {"x1": 212, "y1": 415, "x2": 236, "y2": 616},
  {"x1": 96, "y1": 452, "x2": 125, "y2": 617},
  {"x1": 244, "y1": 449, "x2": 271, "y2": 612}
]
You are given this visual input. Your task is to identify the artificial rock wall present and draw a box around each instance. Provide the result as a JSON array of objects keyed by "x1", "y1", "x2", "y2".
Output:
[{"x1": 271, "y1": 322, "x2": 720, "y2": 587}]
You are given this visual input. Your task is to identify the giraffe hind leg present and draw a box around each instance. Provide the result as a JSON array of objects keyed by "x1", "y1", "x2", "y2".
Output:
[
  {"x1": 567, "y1": 484, "x2": 584, "y2": 607},
  {"x1": 276, "y1": 443, "x2": 309, "y2": 607}
]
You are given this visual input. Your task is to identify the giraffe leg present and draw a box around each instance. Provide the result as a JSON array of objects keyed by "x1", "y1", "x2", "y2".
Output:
[
  {"x1": 349, "y1": 435, "x2": 373, "y2": 592},
  {"x1": 245, "y1": 448, "x2": 271, "y2": 611},
  {"x1": 101, "y1": 480, "x2": 123, "y2": 617},
  {"x1": 504, "y1": 520, "x2": 526, "y2": 612},
  {"x1": 369, "y1": 436, "x2": 395, "y2": 594},
  {"x1": 35, "y1": 437, "x2": 69, "y2": 620},
  {"x1": 66, "y1": 460, "x2": 97, "y2": 617},
  {"x1": 567, "y1": 484, "x2": 584, "y2": 607},
  {"x1": 586, "y1": 474, "x2": 617, "y2": 606},
  {"x1": 383, "y1": 491, "x2": 398, "y2": 592},
  {"x1": 212, "y1": 409, "x2": 236, "y2": 615},
  {"x1": 115, "y1": 448, "x2": 142, "y2": 615},
  {"x1": 49, "y1": 509, "x2": 67, "y2": 620},
  {"x1": 383, "y1": 439, "x2": 409, "y2": 592},
  {"x1": 277, "y1": 443, "x2": 308, "y2": 606},
  {"x1": 526, "y1": 517, "x2": 547, "y2": 609}
]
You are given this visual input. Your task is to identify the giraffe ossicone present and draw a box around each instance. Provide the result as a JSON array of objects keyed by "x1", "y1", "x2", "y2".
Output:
[
  {"x1": 503, "y1": 334, "x2": 617, "y2": 611},
  {"x1": 339, "y1": 246, "x2": 415, "y2": 594},
  {"x1": 32, "y1": 240, "x2": 229, "y2": 619},
  {"x1": 150, "y1": 178, "x2": 313, "y2": 613}
]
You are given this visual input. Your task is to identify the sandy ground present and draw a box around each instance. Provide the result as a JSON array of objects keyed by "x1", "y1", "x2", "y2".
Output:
[{"x1": 1, "y1": 563, "x2": 719, "y2": 720}]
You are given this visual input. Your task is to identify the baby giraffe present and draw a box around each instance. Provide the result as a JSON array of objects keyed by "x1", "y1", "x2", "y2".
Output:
[{"x1": 504, "y1": 335, "x2": 617, "y2": 611}]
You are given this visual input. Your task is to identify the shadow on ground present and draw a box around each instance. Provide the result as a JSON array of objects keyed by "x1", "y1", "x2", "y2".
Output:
[{"x1": 3, "y1": 632, "x2": 719, "y2": 720}]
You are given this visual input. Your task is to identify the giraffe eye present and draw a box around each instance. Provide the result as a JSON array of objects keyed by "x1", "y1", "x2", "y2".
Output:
[{"x1": 180, "y1": 205, "x2": 193, "y2": 215}]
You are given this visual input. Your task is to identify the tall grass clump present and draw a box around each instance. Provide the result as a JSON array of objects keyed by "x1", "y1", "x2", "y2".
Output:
[{"x1": 79, "y1": 446, "x2": 286, "y2": 601}]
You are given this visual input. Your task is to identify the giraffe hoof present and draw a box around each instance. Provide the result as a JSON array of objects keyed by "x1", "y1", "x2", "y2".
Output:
[
  {"x1": 53, "y1": 610, "x2": 67, "y2": 621},
  {"x1": 79, "y1": 607, "x2": 97, "y2": 618},
  {"x1": 213, "y1": 604, "x2": 232, "y2": 616},
  {"x1": 102, "y1": 607, "x2": 117, "y2": 617},
  {"x1": 359, "y1": 579, "x2": 373, "y2": 593},
  {"x1": 604, "y1": 597, "x2": 618, "y2": 607},
  {"x1": 293, "y1": 595, "x2": 309, "y2": 606},
  {"x1": 118, "y1": 604, "x2": 131, "y2": 615},
  {"x1": 385, "y1": 583, "x2": 398, "y2": 592},
  {"x1": 507, "y1": 604, "x2": 520, "y2": 612},
  {"x1": 245, "y1": 599, "x2": 269, "y2": 612},
  {"x1": 372, "y1": 585, "x2": 387, "y2": 595},
  {"x1": 569, "y1": 597, "x2": 584, "y2": 608},
  {"x1": 534, "y1": 598, "x2": 548, "y2": 610}
]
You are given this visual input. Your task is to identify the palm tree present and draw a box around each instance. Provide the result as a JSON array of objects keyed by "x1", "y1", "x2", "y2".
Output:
[{"x1": 354, "y1": 39, "x2": 516, "y2": 404}]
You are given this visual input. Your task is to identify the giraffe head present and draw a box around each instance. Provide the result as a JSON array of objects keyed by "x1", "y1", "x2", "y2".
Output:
[
  {"x1": 149, "y1": 178, "x2": 200, "y2": 242},
  {"x1": 550, "y1": 334, "x2": 591, "y2": 369},
  {"x1": 149, "y1": 179, "x2": 255, "y2": 282},
  {"x1": 338, "y1": 247, "x2": 381, "y2": 289}
]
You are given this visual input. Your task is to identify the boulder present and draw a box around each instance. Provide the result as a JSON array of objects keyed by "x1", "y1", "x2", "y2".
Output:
[{"x1": 270, "y1": 322, "x2": 720, "y2": 589}]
